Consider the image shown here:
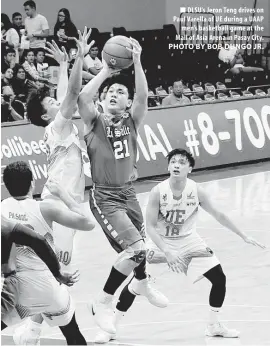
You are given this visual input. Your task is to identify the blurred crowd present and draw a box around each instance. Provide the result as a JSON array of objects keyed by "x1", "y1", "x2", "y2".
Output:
[{"x1": 2, "y1": 1, "x2": 270, "y2": 123}]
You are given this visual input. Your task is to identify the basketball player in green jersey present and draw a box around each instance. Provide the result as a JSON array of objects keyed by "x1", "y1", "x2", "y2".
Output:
[{"x1": 78, "y1": 38, "x2": 168, "y2": 337}]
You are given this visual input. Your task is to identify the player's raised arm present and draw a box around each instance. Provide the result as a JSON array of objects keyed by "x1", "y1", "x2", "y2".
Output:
[
  {"x1": 45, "y1": 28, "x2": 93, "y2": 132},
  {"x1": 78, "y1": 58, "x2": 112, "y2": 128},
  {"x1": 198, "y1": 186, "x2": 266, "y2": 249},
  {"x1": 128, "y1": 37, "x2": 148, "y2": 128}
]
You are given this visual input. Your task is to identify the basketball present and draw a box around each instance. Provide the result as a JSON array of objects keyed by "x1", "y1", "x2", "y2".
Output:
[{"x1": 103, "y1": 35, "x2": 133, "y2": 70}]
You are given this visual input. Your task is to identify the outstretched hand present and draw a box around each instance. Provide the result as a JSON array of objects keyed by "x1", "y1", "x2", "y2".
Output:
[
  {"x1": 45, "y1": 40, "x2": 68, "y2": 64},
  {"x1": 243, "y1": 236, "x2": 266, "y2": 249},
  {"x1": 73, "y1": 27, "x2": 95, "y2": 58}
]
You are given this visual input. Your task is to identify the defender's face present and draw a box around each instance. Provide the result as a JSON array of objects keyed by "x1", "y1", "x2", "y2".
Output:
[
  {"x1": 168, "y1": 154, "x2": 191, "y2": 178},
  {"x1": 105, "y1": 83, "x2": 131, "y2": 114},
  {"x1": 41, "y1": 97, "x2": 61, "y2": 120}
]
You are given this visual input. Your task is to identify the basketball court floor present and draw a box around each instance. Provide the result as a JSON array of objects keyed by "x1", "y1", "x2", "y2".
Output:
[{"x1": 2, "y1": 162, "x2": 270, "y2": 345}]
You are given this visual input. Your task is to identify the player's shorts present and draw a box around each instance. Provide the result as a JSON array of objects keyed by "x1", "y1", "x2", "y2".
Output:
[
  {"x1": 1, "y1": 272, "x2": 19, "y2": 321},
  {"x1": 2, "y1": 270, "x2": 75, "y2": 327},
  {"x1": 146, "y1": 232, "x2": 220, "y2": 279},
  {"x1": 89, "y1": 183, "x2": 145, "y2": 253}
]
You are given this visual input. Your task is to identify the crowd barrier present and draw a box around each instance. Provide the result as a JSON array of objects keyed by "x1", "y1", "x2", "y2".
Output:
[{"x1": 1, "y1": 97, "x2": 270, "y2": 199}]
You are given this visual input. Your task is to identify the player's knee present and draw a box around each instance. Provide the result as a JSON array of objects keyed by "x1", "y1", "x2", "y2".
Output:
[
  {"x1": 212, "y1": 266, "x2": 226, "y2": 287},
  {"x1": 205, "y1": 264, "x2": 226, "y2": 287},
  {"x1": 129, "y1": 241, "x2": 146, "y2": 264}
]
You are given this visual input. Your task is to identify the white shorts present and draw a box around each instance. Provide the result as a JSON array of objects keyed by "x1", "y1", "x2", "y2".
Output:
[
  {"x1": 146, "y1": 232, "x2": 220, "y2": 282},
  {"x1": 2, "y1": 270, "x2": 75, "y2": 327}
]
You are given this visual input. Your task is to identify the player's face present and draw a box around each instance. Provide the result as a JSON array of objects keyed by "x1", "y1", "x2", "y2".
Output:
[
  {"x1": 105, "y1": 83, "x2": 131, "y2": 114},
  {"x1": 168, "y1": 154, "x2": 191, "y2": 178},
  {"x1": 41, "y1": 97, "x2": 61, "y2": 120}
]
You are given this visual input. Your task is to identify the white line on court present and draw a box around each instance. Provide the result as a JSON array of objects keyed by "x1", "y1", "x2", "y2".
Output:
[{"x1": 43, "y1": 319, "x2": 270, "y2": 338}]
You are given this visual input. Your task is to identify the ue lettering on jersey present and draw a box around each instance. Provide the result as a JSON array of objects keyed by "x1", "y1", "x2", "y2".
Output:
[{"x1": 157, "y1": 178, "x2": 200, "y2": 240}]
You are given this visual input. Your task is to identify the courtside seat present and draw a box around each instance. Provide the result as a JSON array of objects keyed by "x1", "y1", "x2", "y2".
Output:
[
  {"x1": 217, "y1": 92, "x2": 228, "y2": 100},
  {"x1": 242, "y1": 90, "x2": 253, "y2": 97},
  {"x1": 205, "y1": 83, "x2": 215, "y2": 93},
  {"x1": 229, "y1": 91, "x2": 241, "y2": 99},
  {"x1": 204, "y1": 93, "x2": 215, "y2": 101},
  {"x1": 191, "y1": 95, "x2": 203, "y2": 103},
  {"x1": 216, "y1": 82, "x2": 226, "y2": 90},
  {"x1": 255, "y1": 88, "x2": 266, "y2": 96}
]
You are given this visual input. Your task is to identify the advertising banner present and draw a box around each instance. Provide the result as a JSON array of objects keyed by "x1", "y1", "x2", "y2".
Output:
[{"x1": 1, "y1": 98, "x2": 270, "y2": 198}]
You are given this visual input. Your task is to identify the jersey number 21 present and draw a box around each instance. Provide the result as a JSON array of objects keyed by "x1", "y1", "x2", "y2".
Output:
[{"x1": 114, "y1": 140, "x2": 130, "y2": 160}]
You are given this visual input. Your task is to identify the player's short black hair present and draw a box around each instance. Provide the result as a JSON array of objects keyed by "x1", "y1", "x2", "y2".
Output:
[
  {"x1": 12, "y1": 12, "x2": 22, "y2": 19},
  {"x1": 24, "y1": 0, "x2": 36, "y2": 9},
  {"x1": 27, "y1": 88, "x2": 50, "y2": 127},
  {"x1": 106, "y1": 74, "x2": 134, "y2": 100},
  {"x1": 167, "y1": 148, "x2": 195, "y2": 168},
  {"x1": 3, "y1": 161, "x2": 33, "y2": 197}
]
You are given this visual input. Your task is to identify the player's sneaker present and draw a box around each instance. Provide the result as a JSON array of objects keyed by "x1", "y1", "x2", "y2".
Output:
[
  {"x1": 90, "y1": 300, "x2": 116, "y2": 334},
  {"x1": 205, "y1": 322, "x2": 240, "y2": 338},
  {"x1": 94, "y1": 330, "x2": 117, "y2": 344},
  {"x1": 128, "y1": 277, "x2": 169, "y2": 308},
  {"x1": 13, "y1": 321, "x2": 41, "y2": 345}
]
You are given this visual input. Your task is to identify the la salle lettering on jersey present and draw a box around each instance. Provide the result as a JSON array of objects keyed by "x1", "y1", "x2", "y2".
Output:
[
  {"x1": 9, "y1": 212, "x2": 28, "y2": 221},
  {"x1": 106, "y1": 125, "x2": 131, "y2": 138}
]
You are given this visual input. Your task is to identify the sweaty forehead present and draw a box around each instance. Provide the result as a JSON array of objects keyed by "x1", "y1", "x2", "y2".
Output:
[
  {"x1": 170, "y1": 154, "x2": 187, "y2": 162},
  {"x1": 108, "y1": 84, "x2": 128, "y2": 93}
]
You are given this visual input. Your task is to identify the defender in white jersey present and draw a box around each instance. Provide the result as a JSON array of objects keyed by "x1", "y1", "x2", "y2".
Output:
[
  {"x1": 27, "y1": 28, "x2": 93, "y2": 269},
  {"x1": 146, "y1": 149, "x2": 265, "y2": 338},
  {"x1": 13, "y1": 29, "x2": 94, "y2": 345},
  {"x1": 2, "y1": 161, "x2": 94, "y2": 344}
]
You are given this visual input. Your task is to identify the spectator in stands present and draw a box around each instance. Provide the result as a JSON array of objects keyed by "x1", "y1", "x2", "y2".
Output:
[
  {"x1": 1, "y1": 85, "x2": 24, "y2": 122},
  {"x1": 1, "y1": 13, "x2": 20, "y2": 62},
  {"x1": 83, "y1": 43, "x2": 103, "y2": 75},
  {"x1": 1, "y1": 48, "x2": 18, "y2": 72},
  {"x1": 12, "y1": 12, "x2": 25, "y2": 39},
  {"x1": 22, "y1": 49, "x2": 49, "y2": 83},
  {"x1": 12, "y1": 65, "x2": 37, "y2": 102},
  {"x1": 162, "y1": 79, "x2": 190, "y2": 107},
  {"x1": 54, "y1": 8, "x2": 78, "y2": 52},
  {"x1": 36, "y1": 49, "x2": 49, "y2": 79},
  {"x1": 218, "y1": 34, "x2": 264, "y2": 75},
  {"x1": 1, "y1": 67, "x2": 14, "y2": 87},
  {"x1": 23, "y1": 0, "x2": 49, "y2": 49}
]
